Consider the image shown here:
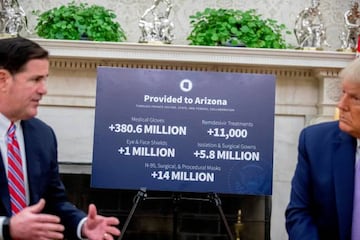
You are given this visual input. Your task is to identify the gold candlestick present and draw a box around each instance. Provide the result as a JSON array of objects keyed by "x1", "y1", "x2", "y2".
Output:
[{"x1": 234, "y1": 209, "x2": 244, "y2": 240}]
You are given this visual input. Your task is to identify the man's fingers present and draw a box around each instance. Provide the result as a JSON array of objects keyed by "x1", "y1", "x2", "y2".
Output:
[
  {"x1": 106, "y1": 217, "x2": 120, "y2": 226},
  {"x1": 104, "y1": 217, "x2": 121, "y2": 237},
  {"x1": 106, "y1": 226, "x2": 121, "y2": 237},
  {"x1": 87, "y1": 204, "x2": 97, "y2": 219},
  {"x1": 28, "y1": 198, "x2": 46, "y2": 213},
  {"x1": 37, "y1": 213, "x2": 62, "y2": 223},
  {"x1": 42, "y1": 230, "x2": 64, "y2": 240},
  {"x1": 40, "y1": 222, "x2": 65, "y2": 232},
  {"x1": 26, "y1": 199, "x2": 61, "y2": 223},
  {"x1": 40, "y1": 223, "x2": 65, "y2": 232},
  {"x1": 34, "y1": 223, "x2": 64, "y2": 240},
  {"x1": 9, "y1": 211, "x2": 64, "y2": 240}
]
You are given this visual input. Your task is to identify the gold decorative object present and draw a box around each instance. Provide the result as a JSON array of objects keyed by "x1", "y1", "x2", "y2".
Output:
[{"x1": 234, "y1": 209, "x2": 244, "y2": 240}]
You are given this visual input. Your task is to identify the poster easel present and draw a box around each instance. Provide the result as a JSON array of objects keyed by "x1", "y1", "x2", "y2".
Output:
[{"x1": 118, "y1": 188, "x2": 234, "y2": 240}]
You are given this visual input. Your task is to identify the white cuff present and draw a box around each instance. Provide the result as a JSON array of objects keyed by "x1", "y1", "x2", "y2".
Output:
[{"x1": 77, "y1": 217, "x2": 88, "y2": 240}]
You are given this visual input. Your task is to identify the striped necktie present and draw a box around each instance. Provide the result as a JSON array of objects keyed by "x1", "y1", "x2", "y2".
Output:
[{"x1": 7, "y1": 123, "x2": 26, "y2": 215}]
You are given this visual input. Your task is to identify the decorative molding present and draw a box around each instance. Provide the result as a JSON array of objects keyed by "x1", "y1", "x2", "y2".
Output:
[
  {"x1": 325, "y1": 79, "x2": 342, "y2": 103},
  {"x1": 49, "y1": 58, "x2": 318, "y2": 79},
  {"x1": 38, "y1": 39, "x2": 355, "y2": 79},
  {"x1": 37, "y1": 39, "x2": 354, "y2": 67},
  {"x1": 315, "y1": 67, "x2": 343, "y2": 77}
]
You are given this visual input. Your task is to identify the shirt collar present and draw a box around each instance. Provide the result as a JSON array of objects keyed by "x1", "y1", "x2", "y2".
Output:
[{"x1": 0, "y1": 113, "x2": 21, "y2": 137}]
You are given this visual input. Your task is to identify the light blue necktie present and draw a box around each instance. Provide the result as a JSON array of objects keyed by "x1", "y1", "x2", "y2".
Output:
[{"x1": 352, "y1": 146, "x2": 360, "y2": 240}]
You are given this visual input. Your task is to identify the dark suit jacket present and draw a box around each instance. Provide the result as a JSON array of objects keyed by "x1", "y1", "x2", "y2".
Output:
[
  {"x1": 0, "y1": 118, "x2": 86, "y2": 239},
  {"x1": 286, "y1": 121, "x2": 356, "y2": 240}
]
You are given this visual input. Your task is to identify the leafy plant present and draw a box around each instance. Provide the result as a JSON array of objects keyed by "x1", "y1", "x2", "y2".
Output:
[
  {"x1": 33, "y1": 1, "x2": 126, "y2": 42},
  {"x1": 187, "y1": 8, "x2": 291, "y2": 49}
]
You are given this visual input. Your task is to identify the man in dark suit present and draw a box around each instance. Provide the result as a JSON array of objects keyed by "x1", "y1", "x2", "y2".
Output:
[
  {"x1": 0, "y1": 37, "x2": 120, "y2": 239},
  {"x1": 285, "y1": 58, "x2": 360, "y2": 240}
]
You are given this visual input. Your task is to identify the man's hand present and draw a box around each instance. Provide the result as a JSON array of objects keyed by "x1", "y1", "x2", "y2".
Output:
[
  {"x1": 9, "y1": 199, "x2": 64, "y2": 240},
  {"x1": 82, "y1": 204, "x2": 120, "y2": 240}
]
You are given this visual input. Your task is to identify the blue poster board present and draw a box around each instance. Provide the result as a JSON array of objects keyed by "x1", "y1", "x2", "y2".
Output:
[{"x1": 91, "y1": 67, "x2": 275, "y2": 195}]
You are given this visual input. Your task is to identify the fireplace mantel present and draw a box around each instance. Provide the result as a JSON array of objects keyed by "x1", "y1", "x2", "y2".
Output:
[{"x1": 35, "y1": 38, "x2": 353, "y2": 69}]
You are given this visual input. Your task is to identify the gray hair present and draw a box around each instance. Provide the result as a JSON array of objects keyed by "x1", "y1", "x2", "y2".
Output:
[{"x1": 339, "y1": 58, "x2": 360, "y2": 83}]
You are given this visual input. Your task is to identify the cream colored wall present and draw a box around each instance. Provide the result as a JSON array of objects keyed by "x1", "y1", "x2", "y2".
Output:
[
  {"x1": 21, "y1": 0, "x2": 348, "y2": 50},
  {"x1": 15, "y1": 0, "x2": 355, "y2": 239}
]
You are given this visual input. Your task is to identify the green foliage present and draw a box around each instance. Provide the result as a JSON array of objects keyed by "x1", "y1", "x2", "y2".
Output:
[
  {"x1": 187, "y1": 8, "x2": 291, "y2": 49},
  {"x1": 33, "y1": 1, "x2": 126, "y2": 42}
]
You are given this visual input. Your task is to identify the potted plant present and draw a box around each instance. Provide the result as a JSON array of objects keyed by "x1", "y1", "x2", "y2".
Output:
[
  {"x1": 33, "y1": 1, "x2": 126, "y2": 42},
  {"x1": 187, "y1": 8, "x2": 291, "y2": 49}
]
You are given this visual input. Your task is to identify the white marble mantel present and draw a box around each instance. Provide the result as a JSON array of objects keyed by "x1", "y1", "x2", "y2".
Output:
[
  {"x1": 33, "y1": 39, "x2": 355, "y2": 240},
  {"x1": 37, "y1": 38, "x2": 353, "y2": 68}
]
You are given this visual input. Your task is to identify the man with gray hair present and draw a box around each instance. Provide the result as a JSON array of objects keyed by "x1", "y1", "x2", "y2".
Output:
[{"x1": 286, "y1": 58, "x2": 360, "y2": 239}]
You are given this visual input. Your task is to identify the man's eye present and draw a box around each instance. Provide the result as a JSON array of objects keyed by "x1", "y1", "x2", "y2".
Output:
[
  {"x1": 33, "y1": 77, "x2": 46, "y2": 82},
  {"x1": 352, "y1": 96, "x2": 360, "y2": 102}
]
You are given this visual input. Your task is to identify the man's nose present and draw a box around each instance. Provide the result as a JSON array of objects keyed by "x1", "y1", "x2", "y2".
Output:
[{"x1": 337, "y1": 94, "x2": 349, "y2": 111}]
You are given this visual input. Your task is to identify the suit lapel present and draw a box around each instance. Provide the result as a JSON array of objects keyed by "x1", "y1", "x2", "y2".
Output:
[
  {"x1": 0, "y1": 154, "x2": 11, "y2": 216},
  {"x1": 21, "y1": 120, "x2": 42, "y2": 205},
  {"x1": 333, "y1": 131, "x2": 356, "y2": 240}
]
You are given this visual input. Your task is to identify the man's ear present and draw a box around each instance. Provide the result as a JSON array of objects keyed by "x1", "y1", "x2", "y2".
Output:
[{"x1": 0, "y1": 69, "x2": 11, "y2": 92}]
